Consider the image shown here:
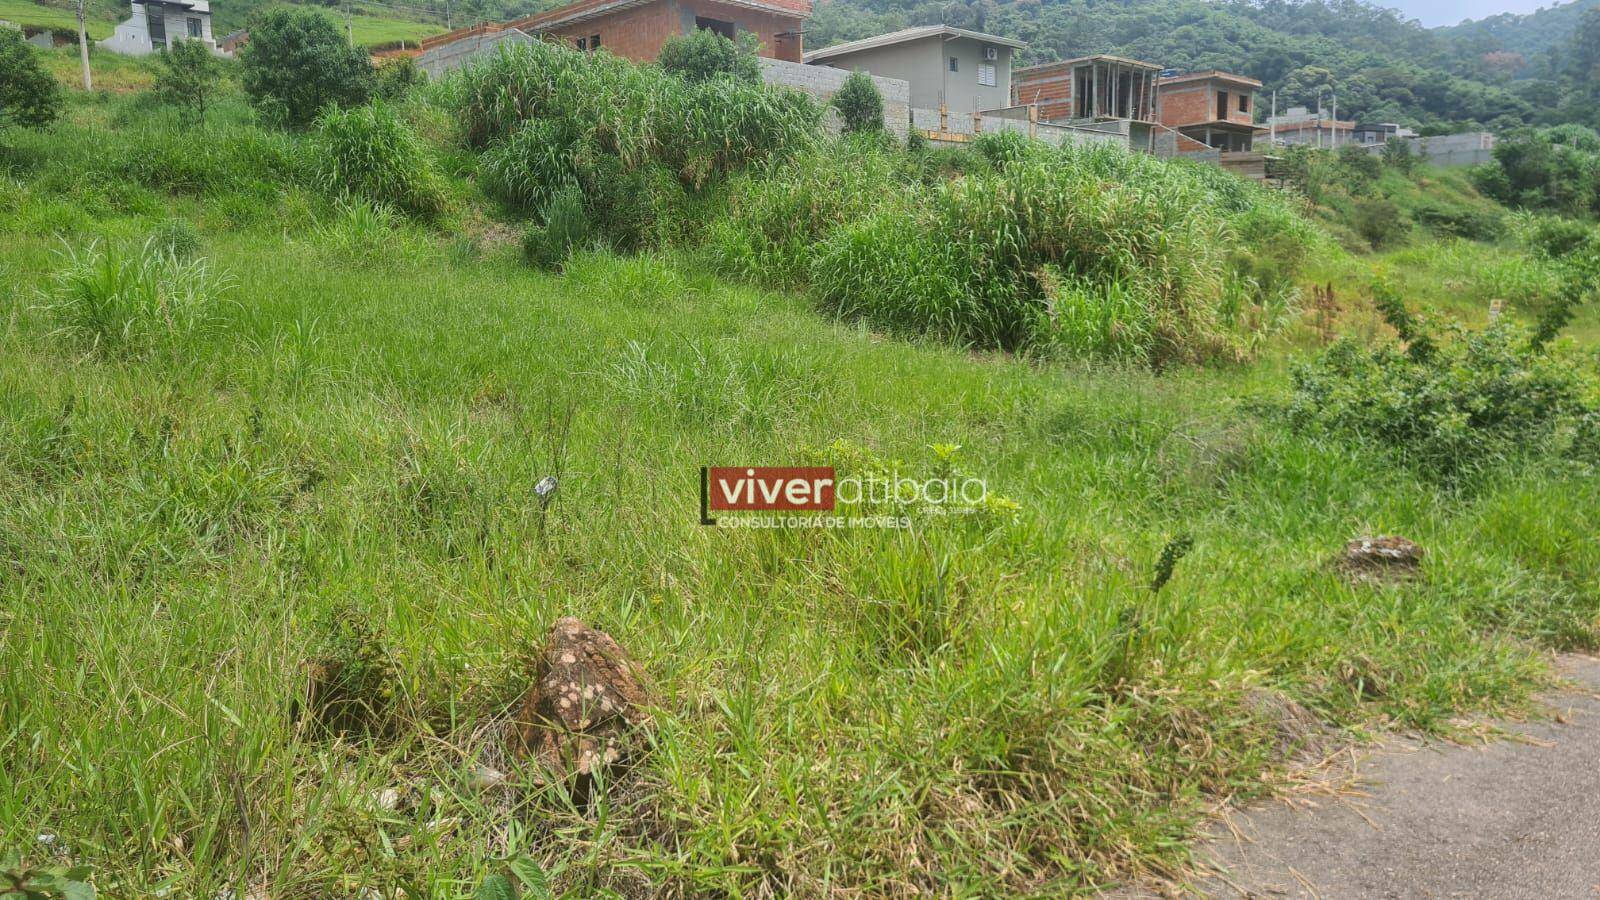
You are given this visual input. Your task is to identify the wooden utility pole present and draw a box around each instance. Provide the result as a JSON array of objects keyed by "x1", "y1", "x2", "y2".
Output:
[{"x1": 75, "y1": 0, "x2": 92, "y2": 90}]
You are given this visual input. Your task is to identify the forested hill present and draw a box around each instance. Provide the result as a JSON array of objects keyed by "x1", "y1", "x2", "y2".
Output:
[
  {"x1": 806, "y1": 0, "x2": 1600, "y2": 132},
  {"x1": 1440, "y1": 0, "x2": 1599, "y2": 68}
]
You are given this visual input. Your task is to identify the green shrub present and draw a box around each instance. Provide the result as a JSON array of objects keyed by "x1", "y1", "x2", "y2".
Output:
[
  {"x1": 312, "y1": 100, "x2": 445, "y2": 219},
  {"x1": 1279, "y1": 279, "x2": 1598, "y2": 483},
  {"x1": 1410, "y1": 199, "x2": 1500, "y2": 240},
  {"x1": 657, "y1": 29, "x2": 761, "y2": 84},
  {"x1": 240, "y1": 7, "x2": 375, "y2": 128},
  {"x1": 44, "y1": 238, "x2": 234, "y2": 356},
  {"x1": 155, "y1": 37, "x2": 222, "y2": 126},
  {"x1": 0, "y1": 28, "x2": 62, "y2": 130},
  {"x1": 832, "y1": 70, "x2": 883, "y2": 134},
  {"x1": 1351, "y1": 196, "x2": 1408, "y2": 249}
]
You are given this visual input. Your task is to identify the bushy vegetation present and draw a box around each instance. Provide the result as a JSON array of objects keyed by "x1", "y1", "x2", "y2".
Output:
[
  {"x1": 1476, "y1": 125, "x2": 1600, "y2": 217},
  {"x1": 240, "y1": 6, "x2": 376, "y2": 127},
  {"x1": 1281, "y1": 144, "x2": 1508, "y2": 251},
  {"x1": 710, "y1": 134, "x2": 1317, "y2": 363},
  {"x1": 656, "y1": 28, "x2": 761, "y2": 84},
  {"x1": 154, "y1": 37, "x2": 223, "y2": 127},
  {"x1": 0, "y1": 28, "x2": 61, "y2": 130},
  {"x1": 454, "y1": 41, "x2": 815, "y2": 254},
  {"x1": 312, "y1": 101, "x2": 447, "y2": 219},
  {"x1": 1280, "y1": 278, "x2": 1598, "y2": 483}
]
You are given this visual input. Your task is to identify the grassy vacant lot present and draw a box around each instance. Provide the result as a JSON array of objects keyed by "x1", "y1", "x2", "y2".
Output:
[{"x1": 2, "y1": 60, "x2": 1599, "y2": 897}]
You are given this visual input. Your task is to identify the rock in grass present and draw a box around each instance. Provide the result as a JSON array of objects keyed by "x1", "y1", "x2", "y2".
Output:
[
  {"x1": 508, "y1": 617, "x2": 649, "y2": 780},
  {"x1": 1341, "y1": 535, "x2": 1423, "y2": 585}
]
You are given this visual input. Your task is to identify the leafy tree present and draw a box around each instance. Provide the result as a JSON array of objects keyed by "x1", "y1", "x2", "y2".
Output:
[
  {"x1": 156, "y1": 38, "x2": 222, "y2": 126},
  {"x1": 239, "y1": 7, "x2": 374, "y2": 128},
  {"x1": 0, "y1": 28, "x2": 62, "y2": 130},
  {"x1": 832, "y1": 70, "x2": 883, "y2": 134},
  {"x1": 658, "y1": 29, "x2": 761, "y2": 84}
]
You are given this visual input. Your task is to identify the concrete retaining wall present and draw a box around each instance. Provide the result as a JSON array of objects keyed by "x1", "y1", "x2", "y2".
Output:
[
  {"x1": 1357, "y1": 131, "x2": 1496, "y2": 168},
  {"x1": 759, "y1": 58, "x2": 909, "y2": 142}
]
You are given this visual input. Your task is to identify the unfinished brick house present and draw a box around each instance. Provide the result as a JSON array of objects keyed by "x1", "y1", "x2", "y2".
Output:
[
  {"x1": 419, "y1": 0, "x2": 808, "y2": 71},
  {"x1": 1156, "y1": 71, "x2": 1265, "y2": 152},
  {"x1": 1011, "y1": 55, "x2": 1162, "y2": 124}
]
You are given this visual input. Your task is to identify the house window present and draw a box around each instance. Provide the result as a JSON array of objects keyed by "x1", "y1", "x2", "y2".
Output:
[
  {"x1": 187, "y1": 17, "x2": 201, "y2": 38},
  {"x1": 1217, "y1": 90, "x2": 1228, "y2": 119},
  {"x1": 694, "y1": 17, "x2": 734, "y2": 39},
  {"x1": 590, "y1": 33, "x2": 600, "y2": 49},
  {"x1": 575, "y1": 36, "x2": 586, "y2": 50},
  {"x1": 948, "y1": 56, "x2": 958, "y2": 72},
  {"x1": 1238, "y1": 93, "x2": 1249, "y2": 113},
  {"x1": 977, "y1": 63, "x2": 995, "y2": 87}
]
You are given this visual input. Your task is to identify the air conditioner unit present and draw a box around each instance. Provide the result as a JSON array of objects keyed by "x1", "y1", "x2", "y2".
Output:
[{"x1": 983, "y1": 47, "x2": 998, "y2": 61}]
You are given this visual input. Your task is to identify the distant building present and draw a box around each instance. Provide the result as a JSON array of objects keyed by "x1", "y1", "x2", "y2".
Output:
[
  {"x1": 101, "y1": 0, "x2": 224, "y2": 56},
  {"x1": 218, "y1": 28, "x2": 248, "y2": 54},
  {"x1": 418, "y1": 0, "x2": 809, "y2": 74},
  {"x1": 803, "y1": 25, "x2": 1024, "y2": 115},
  {"x1": 1352, "y1": 122, "x2": 1418, "y2": 145},
  {"x1": 1156, "y1": 70, "x2": 1265, "y2": 152},
  {"x1": 1266, "y1": 106, "x2": 1355, "y2": 147}
]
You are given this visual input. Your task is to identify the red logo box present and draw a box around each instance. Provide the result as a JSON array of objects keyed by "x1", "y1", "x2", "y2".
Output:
[{"x1": 707, "y1": 467, "x2": 836, "y2": 511}]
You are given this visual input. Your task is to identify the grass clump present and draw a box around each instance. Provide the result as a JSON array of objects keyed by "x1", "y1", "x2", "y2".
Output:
[
  {"x1": 146, "y1": 216, "x2": 202, "y2": 259},
  {"x1": 451, "y1": 40, "x2": 819, "y2": 183},
  {"x1": 42, "y1": 238, "x2": 233, "y2": 356},
  {"x1": 312, "y1": 100, "x2": 446, "y2": 219}
]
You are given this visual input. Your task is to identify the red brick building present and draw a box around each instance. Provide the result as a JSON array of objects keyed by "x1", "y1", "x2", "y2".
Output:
[
  {"x1": 1011, "y1": 55, "x2": 1162, "y2": 124},
  {"x1": 423, "y1": 0, "x2": 809, "y2": 66},
  {"x1": 1156, "y1": 70, "x2": 1265, "y2": 151}
]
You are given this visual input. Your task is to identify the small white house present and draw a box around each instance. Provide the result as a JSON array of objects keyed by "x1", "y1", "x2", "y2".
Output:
[{"x1": 101, "y1": 0, "x2": 226, "y2": 57}]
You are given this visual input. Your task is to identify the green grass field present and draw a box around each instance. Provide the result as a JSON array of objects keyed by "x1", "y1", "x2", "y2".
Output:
[
  {"x1": 0, "y1": 0, "x2": 442, "y2": 47},
  {"x1": 0, "y1": 0, "x2": 112, "y2": 37},
  {"x1": 2, "y1": 73, "x2": 1598, "y2": 897}
]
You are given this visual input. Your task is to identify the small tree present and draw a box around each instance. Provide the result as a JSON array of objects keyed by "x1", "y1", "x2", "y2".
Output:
[
  {"x1": 832, "y1": 70, "x2": 883, "y2": 134},
  {"x1": 156, "y1": 38, "x2": 222, "y2": 126},
  {"x1": 0, "y1": 28, "x2": 62, "y2": 130},
  {"x1": 1380, "y1": 136, "x2": 1415, "y2": 174},
  {"x1": 240, "y1": 7, "x2": 374, "y2": 128},
  {"x1": 658, "y1": 29, "x2": 761, "y2": 84}
]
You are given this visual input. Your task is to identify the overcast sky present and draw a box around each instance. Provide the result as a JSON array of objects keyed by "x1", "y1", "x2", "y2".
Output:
[{"x1": 1394, "y1": 0, "x2": 1567, "y2": 27}]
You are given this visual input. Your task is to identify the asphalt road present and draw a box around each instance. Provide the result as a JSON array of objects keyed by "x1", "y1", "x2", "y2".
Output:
[{"x1": 1179, "y1": 655, "x2": 1600, "y2": 899}]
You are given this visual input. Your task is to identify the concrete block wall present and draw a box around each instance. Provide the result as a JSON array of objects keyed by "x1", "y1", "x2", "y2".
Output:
[
  {"x1": 417, "y1": 28, "x2": 536, "y2": 77},
  {"x1": 759, "y1": 58, "x2": 910, "y2": 142}
]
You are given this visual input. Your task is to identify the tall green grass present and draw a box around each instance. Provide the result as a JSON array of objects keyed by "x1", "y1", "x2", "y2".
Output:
[
  {"x1": 710, "y1": 136, "x2": 1319, "y2": 363},
  {"x1": 448, "y1": 41, "x2": 819, "y2": 187},
  {"x1": 313, "y1": 100, "x2": 447, "y2": 220}
]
